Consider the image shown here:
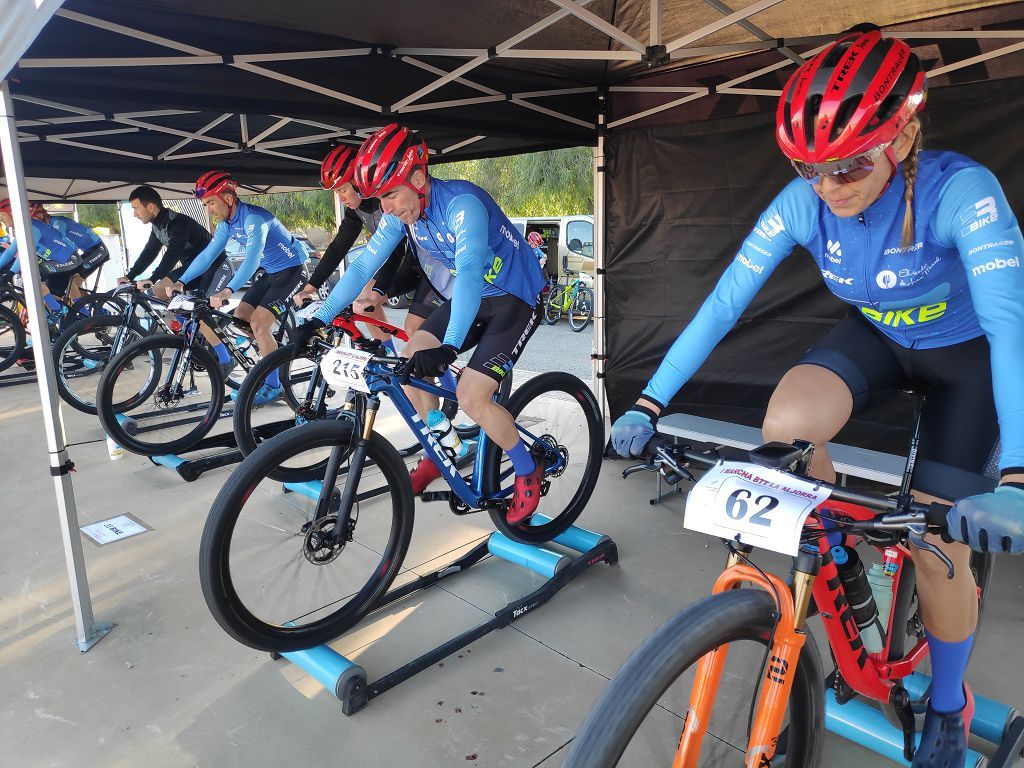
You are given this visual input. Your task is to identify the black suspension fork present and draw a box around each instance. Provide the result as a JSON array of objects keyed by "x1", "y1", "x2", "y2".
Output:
[
  {"x1": 166, "y1": 319, "x2": 199, "y2": 394},
  {"x1": 323, "y1": 395, "x2": 380, "y2": 542}
]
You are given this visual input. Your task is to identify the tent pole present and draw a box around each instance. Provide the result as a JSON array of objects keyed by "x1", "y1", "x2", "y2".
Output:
[
  {"x1": 592, "y1": 89, "x2": 607, "y2": 422},
  {"x1": 0, "y1": 79, "x2": 111, "y2": 653}
]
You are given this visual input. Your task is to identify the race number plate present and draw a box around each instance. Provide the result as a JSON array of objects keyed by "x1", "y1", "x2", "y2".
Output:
[
  {"x1": 683, "y1": 461, "x2": 831, "y2": 556},
  {"x1": 320, "y1": 347, "x2": 372, "y2": 394},
  {"x1": 294, "y1": 299, "x2": 324, "y2": 324},
  {"x1": 166, "y1": 294, "x2": 194, "y2": 311}
]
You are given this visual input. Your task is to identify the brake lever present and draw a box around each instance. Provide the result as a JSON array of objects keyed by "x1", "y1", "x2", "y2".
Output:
[
  {"x1": 907, "y1": 527, "x2": 955, "y2": 579},
  {"x1": 622, "y1": 459, "x2": 661, "y2": 479}
]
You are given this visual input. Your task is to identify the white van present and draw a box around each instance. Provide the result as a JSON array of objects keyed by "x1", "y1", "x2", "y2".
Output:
[{"x1": 508, "y1": 215, "x2": 594, "y2": 281}]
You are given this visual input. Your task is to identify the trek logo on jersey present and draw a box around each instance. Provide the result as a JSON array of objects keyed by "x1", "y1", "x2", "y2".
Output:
[
  {"x1": 959, "y1": 197, "x2": 999, "y2": 237},
  {"x1": 825, "y1": 239, "x2": 842, "y2": 264},
  {"x1": 971, "y1": 255, "x2": 1021, "y2": 277},
  {"x1": 861, "y1": 302, "x2": 947, "y2": 327},
  {"x1": 876, "y1": 270, "x2": 897, "y2": 289},
  {"x1": 821, "y1": 269, "x2": 853, "y2": 285},
  {"x1": 736, "y1": 253, "x2": 765, "y2": 274},
  {"x1": 754, "y1": 209, "x2": 785, "y2": 241}
]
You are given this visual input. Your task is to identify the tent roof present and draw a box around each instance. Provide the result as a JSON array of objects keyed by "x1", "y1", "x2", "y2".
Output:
[{"x1": 3, "y1": 0, "x2": 1024, "y2": 199}]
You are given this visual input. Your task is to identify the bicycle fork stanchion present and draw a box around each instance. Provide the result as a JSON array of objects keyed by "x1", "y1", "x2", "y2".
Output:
[{"x1": 274, "y1": 478, "x2": 618, "y2": 716}]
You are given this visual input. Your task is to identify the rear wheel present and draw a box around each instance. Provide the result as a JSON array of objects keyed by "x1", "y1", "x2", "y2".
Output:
[
  {"x1": 53, "y1": 316, "x2": 146, "y2": 415},
  {"x1": 568, "y1": 287, "x2": 593, "y2": 332},
  {"x1": 200, "y1": 419, "x2": 414, "y2": 652},
  {"x1": 563, "y1": 590, "x2": 824, "y2": 768},
  {"x1": 0, "y1": 304, "x2": 26, "y2": 373},
  {"x1": 484, "y1": 371, "x2": 603, "y2": 544},
  {"x1": 97, "y1": 334, "x2": 224, "y2": 456},
  {"x1": 544, "y1": 287, "x2": 564, "y2": 324}
]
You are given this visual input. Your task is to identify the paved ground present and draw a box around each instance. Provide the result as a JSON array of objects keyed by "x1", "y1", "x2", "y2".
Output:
[{"x1": 1, "y1": 356, "x2": 1022, "y2": 768}]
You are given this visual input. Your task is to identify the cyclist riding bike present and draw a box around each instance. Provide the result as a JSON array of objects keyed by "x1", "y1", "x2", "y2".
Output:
[
  {"x1": 170, "y1": 171, "x2": 309, "y2": 405},
  {"x1": 0, "y1": 198, "x2": 80, "y2": 317},
  {"x1": 292, "y1": 145, "x2": 443, "y2": 341},
  {"x1": 295, "y1": 123, "x2": 548, "y2": 522},
  {"x1": 29, "y1": 203, "x2": 109, "y2": 300},
  {"x1": 610, "y1": 26, "x2": 1024, "y2": 768}
]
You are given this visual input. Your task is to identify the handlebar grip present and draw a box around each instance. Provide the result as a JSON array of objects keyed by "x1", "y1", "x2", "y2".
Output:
[{"x1": 926, "y1": 502, "x2": 952, "y2": 529}]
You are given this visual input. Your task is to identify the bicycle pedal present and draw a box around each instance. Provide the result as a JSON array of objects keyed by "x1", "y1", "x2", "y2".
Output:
[{"x1": 420, "y1": 491, "x2": 452, "y2": 503}]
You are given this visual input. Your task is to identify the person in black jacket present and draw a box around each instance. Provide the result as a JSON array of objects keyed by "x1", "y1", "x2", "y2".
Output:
[
  {"x1": 119, "y1": 186, "x2": 229, "y2": 299},
  {"x1": 293, "y1": 146, "x2": 443, "y2": 342}
]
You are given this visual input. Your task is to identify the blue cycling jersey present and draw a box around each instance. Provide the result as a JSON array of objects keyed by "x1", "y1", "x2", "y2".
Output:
[
  {"x1": 0, "y1": 220, "x2": 78, "y2": 274},
  {"x1": 180, "y1": 201, "x2": 307, "y2": 292},
  {"x1": 643, "y1": 150, "x2": 1024, "y2": 470},
  {"x1": 316, "y1": 176, "x2": 546, "y2": 347},
  {"x1": 47, "y1": 215, "x2": 102, "y2": 251}
]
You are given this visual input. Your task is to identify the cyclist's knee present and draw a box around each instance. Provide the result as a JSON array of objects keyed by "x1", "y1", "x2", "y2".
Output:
[
  {"x1": 761, "y1": 406, "x2": 829, "y2": 446},
  {"x1": 249, "y1": 307, "x2": 274, "y2": 332}
]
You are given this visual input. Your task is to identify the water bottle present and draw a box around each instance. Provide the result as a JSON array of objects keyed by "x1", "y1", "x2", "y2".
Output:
[
  {"x1": 867, "y1": 562, "x2": 894, "y2": 635},
  {"x1": 106, "y1": 436, "x2": 124, "y2": 461},
  {"x1": 426, "y1": 409, "x2": 466, "y2": 459},
  {"x1": 832, "y1": 545, "x2": 886, "y2": 654}
]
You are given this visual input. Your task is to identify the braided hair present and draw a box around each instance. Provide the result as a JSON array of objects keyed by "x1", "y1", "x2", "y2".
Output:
[{"x1": 900, "y1": 118, "x2": 923, "y2": 251}]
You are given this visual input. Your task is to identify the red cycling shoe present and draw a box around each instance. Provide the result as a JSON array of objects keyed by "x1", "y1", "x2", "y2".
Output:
[
  {"x1": 409, "y1": 457, "x2": 442, "y2": 495},
  {"x1": 507, "y1": 463, "x2": 545, "y2": 524}
]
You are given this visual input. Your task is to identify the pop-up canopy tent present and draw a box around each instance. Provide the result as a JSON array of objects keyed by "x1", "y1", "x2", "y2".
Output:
[{"x1": 4, "y1": 0, "x2": 1024, "y2": 650}]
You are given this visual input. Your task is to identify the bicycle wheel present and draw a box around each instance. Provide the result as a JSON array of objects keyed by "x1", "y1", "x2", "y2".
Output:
[
  {"x1": 568, "y1": 286, "x2": 593, "y2": 332},
  {"x1": 0, "y1": 304, "x2": 26, "y2": 373},
  {"x1": 199, "y1": 419, "x2": 414, "y2": 652},
  {"x1": 233, "y1": 343, "x2": 354, "y2": 481},
  {"x1": 563, "y1": 589, "x2": 824, "y2": 768},
  {"x1": 97, "y1": 334, "x2": 224, "y2": 456},
  {"x1": 544, "y1": 288, "x2": 564, "y2": 324},
  {"x1": 68, "y1": 292, "x2": 126, "y2": 324},
  {"x1": 484, "y1": 371, "x2": 603, "y2": 544},
  {"x1": 52, "y1": 316, "x2": 147, "y2": 415}
]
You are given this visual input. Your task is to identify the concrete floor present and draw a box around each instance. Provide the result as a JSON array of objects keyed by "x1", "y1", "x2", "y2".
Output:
[{"x1": 1, "y1": 369, "x2": 1022, "y2": 768}]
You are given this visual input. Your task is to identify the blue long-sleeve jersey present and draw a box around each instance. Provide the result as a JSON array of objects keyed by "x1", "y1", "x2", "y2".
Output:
[
  {"x1": 643, "y1": 150, "x2": 1024, "y2": 471},
  {"x1": 0, "y1": 220, "x2": 78, "y2": 274},
  {"x1": 47, "y1": 215, "x2": 102, "y2": 251},
  {"x1": 179, "y1": 201, "x2": 307, "y2": 292},
  {"x1": 316, "y1": 176, "x2": 546, "y2": 348}
]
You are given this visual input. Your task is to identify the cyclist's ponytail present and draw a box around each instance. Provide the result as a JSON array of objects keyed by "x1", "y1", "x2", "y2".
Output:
[{"x1": 900, "y1": 118, "x2": 922, "y2": 251}]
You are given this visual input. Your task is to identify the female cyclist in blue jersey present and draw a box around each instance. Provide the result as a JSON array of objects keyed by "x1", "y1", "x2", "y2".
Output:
[
  {"x1": 30, "y1": 203, "x2": 110, "y2": 300},
  {"x1": 0, "y1": 198, "x2": 80, "y2": 314},
  {"x1": 610, "y1": 26, "x2": 1024, "y2": 768},
  {"x1": 295, "y1": 124, "x2": 548, "y2": 523}
]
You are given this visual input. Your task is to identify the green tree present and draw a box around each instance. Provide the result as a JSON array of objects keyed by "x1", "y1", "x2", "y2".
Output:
[{"x1": 78, "y1": 203, "x2": 120, "y2": 232}]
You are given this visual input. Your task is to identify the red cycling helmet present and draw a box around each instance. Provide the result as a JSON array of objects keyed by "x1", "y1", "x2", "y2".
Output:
[
  {"x1": 0, "y1": 199, "x2": 11, "y2": 214},
  {"x1": 193, "y1": 170, "x2": 238, "y2": 199},
  {"x1": 776, "y1": 27, "x2": 926, "y2": 164},
  {"x1": 29, "y1": 202, "x2": 47, "y2": 220},
  {"x1": 320, "y1": 145, "x2": 358, "y2": 190},
  {"x1": 527, "y1": 231, "x2": 544, "y2": 248},
  {"x1": 354, "y1": 123, "x2": 429, "y2": 198}
]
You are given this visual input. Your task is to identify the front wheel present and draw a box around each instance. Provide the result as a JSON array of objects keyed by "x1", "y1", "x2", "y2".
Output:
[
  {"x1": 200, "y1": 419, "x2": 414, "y2": 652},
  {"x1": 568, "y1": 287, "x2": 593, "y2": 332},
  {"x1": 484, "y1": 371, "x2": 603, "y2": 544},
  {"x1": 97, "y1": 334, "x2": 224, "y2": 456},
  {"x1": 563, "y1": 589, "x2": 824, "y2": 768},
  {"x1": 0, "y1": 304, "x2": 26, "y2": 373},
  {"x1": 52, "y1": 316, "x2": 146, "y2": 415}
]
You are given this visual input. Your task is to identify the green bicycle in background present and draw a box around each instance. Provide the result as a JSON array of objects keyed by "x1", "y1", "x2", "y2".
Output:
[{"x1": 544, "y1": 269, "x2": 593, "y2": 332}]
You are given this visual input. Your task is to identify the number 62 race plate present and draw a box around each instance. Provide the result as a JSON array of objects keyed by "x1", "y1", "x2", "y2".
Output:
[{"x1": 683, "y1": 461, "x2": 831, "y2": 556}]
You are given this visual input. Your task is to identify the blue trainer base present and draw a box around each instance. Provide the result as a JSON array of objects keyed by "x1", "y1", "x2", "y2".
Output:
[
  {"x1": 825, "y1": 691, "x2": 986, "y2": 767},
  {"x1": 151, "y1": 453, "x2": 188, "y2": 470},
  {"x1": 531, "y1": 512, "x2": 610, "y2": 552},
  {"x1": 488, "y1": 532, "x2": 567, "y2": 578},
  {"x1": 903, "y1": 671, "x2": 1017, "y2": 746},
  {"x1": 279, "y1": 644, "x2": 367, "y2": 713}
]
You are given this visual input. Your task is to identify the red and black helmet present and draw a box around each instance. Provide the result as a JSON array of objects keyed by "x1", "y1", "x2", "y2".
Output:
[
  {"x1": 320, "y1": 145, "x2": 358, "y2": 190},
  {"x1": 29, "y1": 202, "x2": 47, "y2": 220},
  {"x1": 776, "y1": 27, "x2": 926, "y2": 163},
  {"x1": 354, "y1": 123, "x2": 429, "y2": 198},
  {"x1": 193, "y1": 170, "x2": 237, "y2": 199},
  {"x1": 0, "y1": 199, "x2": 11, "y2": 214}
]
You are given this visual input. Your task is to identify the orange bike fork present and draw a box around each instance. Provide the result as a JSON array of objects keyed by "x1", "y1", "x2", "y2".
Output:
[{"x1": 673, "y1": 562, "x2": 812, "y2": 768}]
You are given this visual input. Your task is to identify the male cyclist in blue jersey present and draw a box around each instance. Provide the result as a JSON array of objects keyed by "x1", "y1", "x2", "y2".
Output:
[
  {"x1": 295, "y1": 124, "x2": 548, "y2": 523},
  {"x1": 29, "y1": 203, "x2": 110, "y2": 300},
  {"x1": 610, "y1": 26, "x2": 1024, "y2": 767},
  {"x1": 0, "y1": 198, "x2": 80, "y2": 315}
]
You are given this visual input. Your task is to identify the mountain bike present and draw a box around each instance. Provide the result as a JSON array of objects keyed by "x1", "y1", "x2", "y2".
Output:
[
  {"x1": 563, "y1": 438, "x2": 1003, "y2": 768},
  {"x1": 544, "y1": 269, "x2": 593, "y2": 332},
  {"x1": 231, "y1": 301, "x2": 512, "y2": 479},
  {"x1": 95, "y1": 291, "x2": 293, "y2": 456},
  {"x1": 199, "y1": 341, "x2": 603, "y2": 653}
]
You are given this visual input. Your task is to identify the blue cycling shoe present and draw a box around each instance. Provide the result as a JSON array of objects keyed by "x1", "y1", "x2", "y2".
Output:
[
  {"x1": 912, "y1": 688, "x2": 973, "y2": 768},
  {"x1": 253, "y1": 383, "x2": 283, "y2": 406}
]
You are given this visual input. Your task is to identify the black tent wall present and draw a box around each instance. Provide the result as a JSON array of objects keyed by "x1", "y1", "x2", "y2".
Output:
[{"x1": 605, "y1": 75, "x2": 1024, "y2": 456}]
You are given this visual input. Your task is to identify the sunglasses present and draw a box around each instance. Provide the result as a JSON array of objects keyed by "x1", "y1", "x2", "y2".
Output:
[{"x1": 792, "y1": 144, "x2": 890, "y2": 185}]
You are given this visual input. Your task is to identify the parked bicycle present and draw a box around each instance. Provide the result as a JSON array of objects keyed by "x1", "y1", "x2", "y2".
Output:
[
  {"x1": 544, "y1": 269, "x2": 593, "y2": 332},
  {"x1": 199, "y1": 336, "x2": 603, "y2": 653},
  {"x1": 563, "y1": 437, "x2": 1006, "y2": 768}
]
